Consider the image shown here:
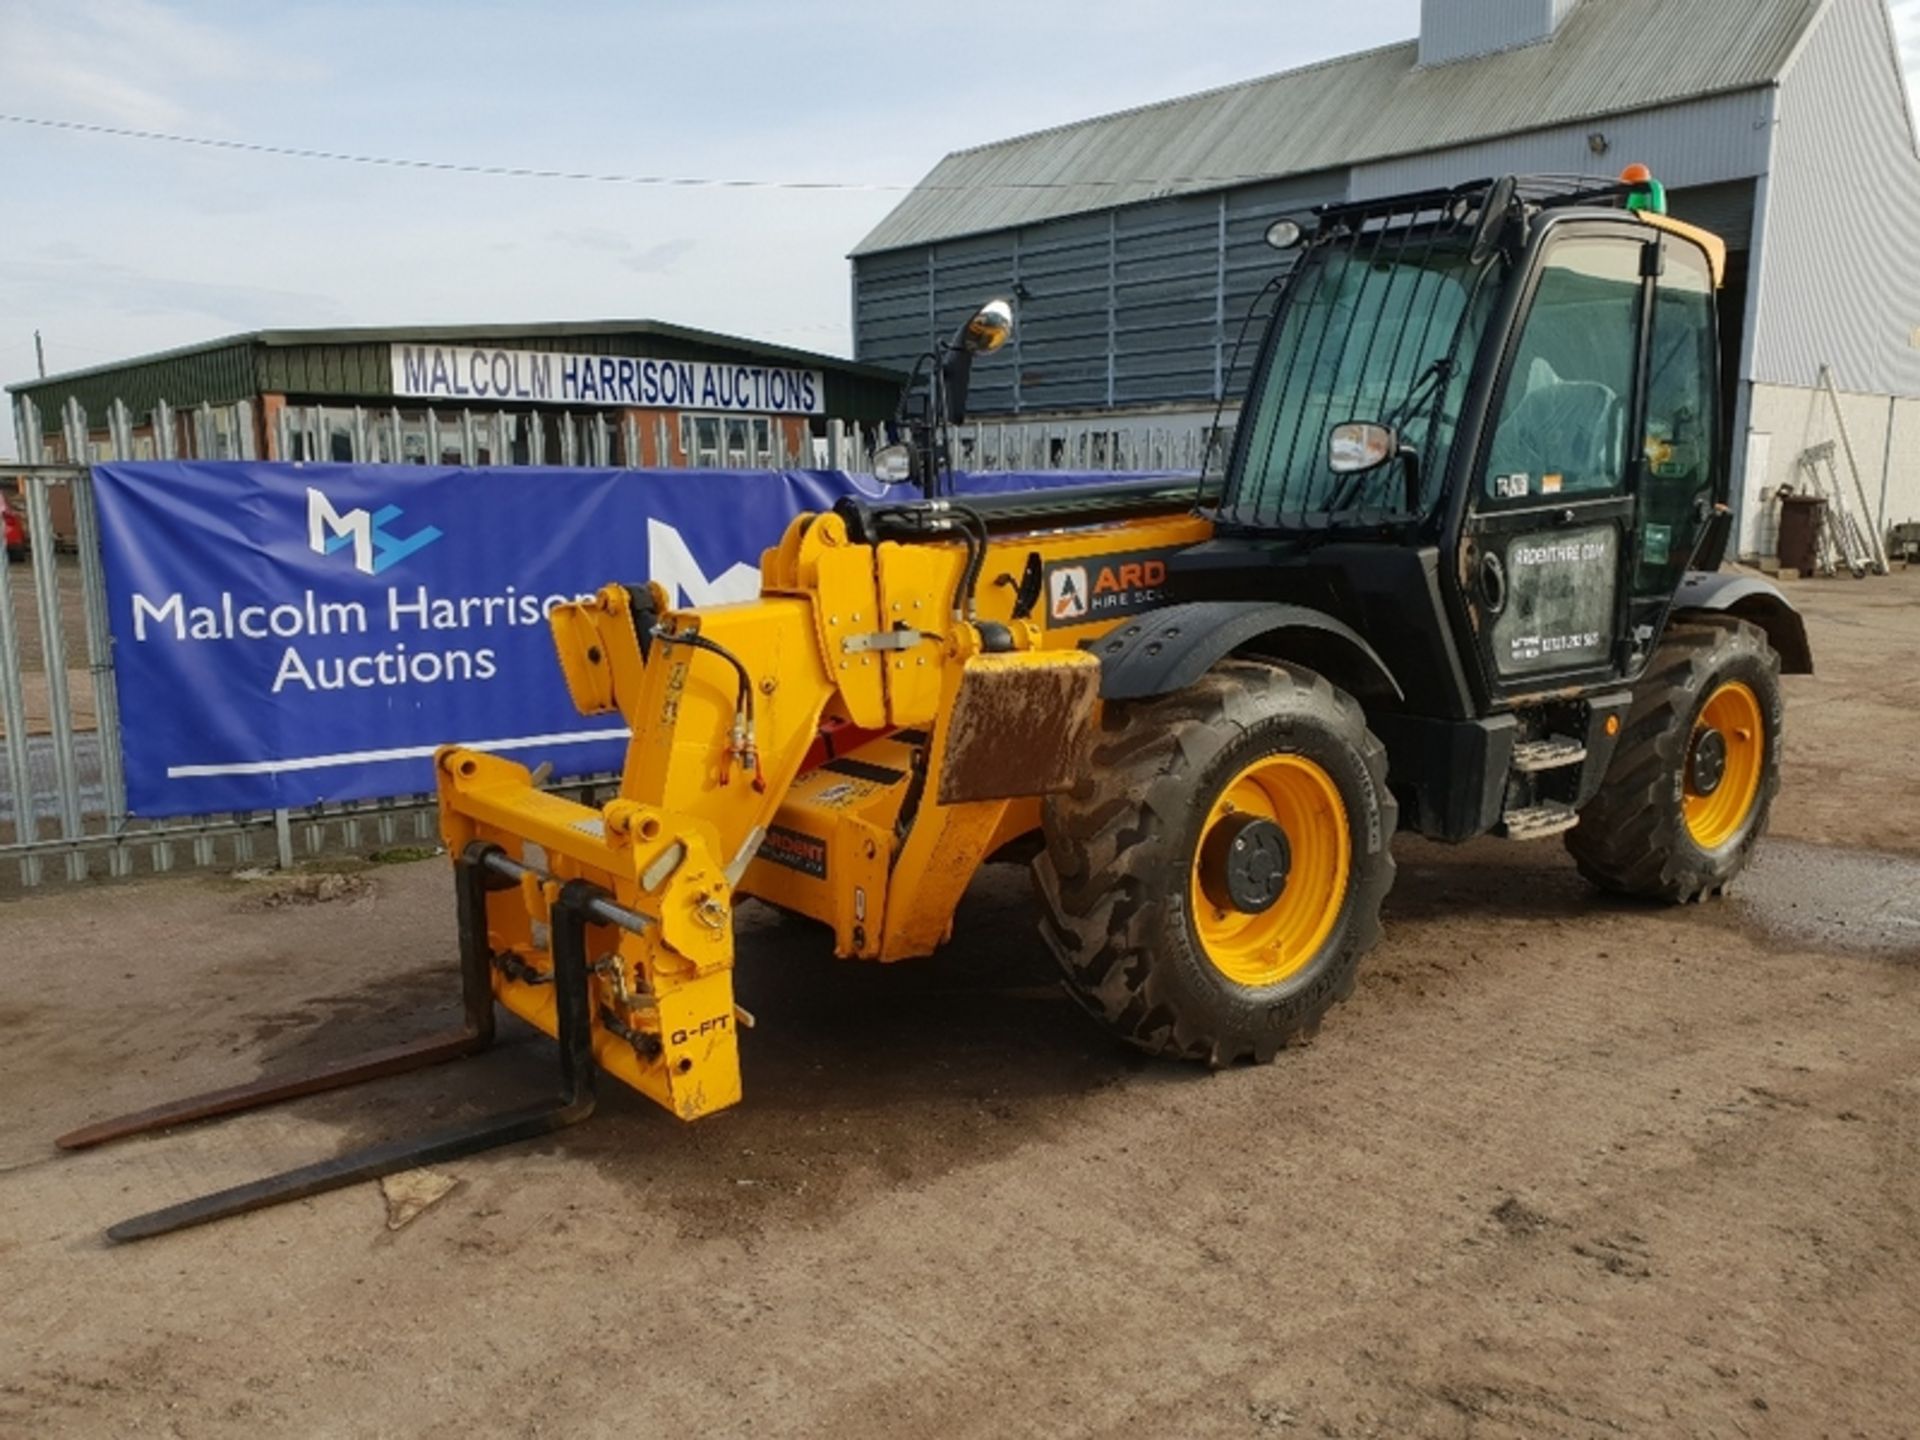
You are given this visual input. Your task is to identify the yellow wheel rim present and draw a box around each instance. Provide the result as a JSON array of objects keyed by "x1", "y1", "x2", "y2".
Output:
[
  {"x1": 1189, "y1": 753, "x2": 1351, "y2": 988},
  {"x1": 1683, "y1": 681, "x2": 1764, "y2": 851}
]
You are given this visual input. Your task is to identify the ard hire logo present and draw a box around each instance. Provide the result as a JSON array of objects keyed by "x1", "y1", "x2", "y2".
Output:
[
  {"x1": 307, "y1": 488, "x2": 443, "y2": 575},
  {"x1": 1049, "y1": 565, "x2": 1089, "y2": 621}
]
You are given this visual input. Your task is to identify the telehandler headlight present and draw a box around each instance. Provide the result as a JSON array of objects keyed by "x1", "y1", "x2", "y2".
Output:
[
  {"x1": 1328, "y1": 421, "x2": 1397, "y2": 474},
  {"x1": 1264, "y1": 219, "x2": 1303, "y2": 250},
  {"x1": 872, "y1": 443, "x2": 915, "y2": 484}
]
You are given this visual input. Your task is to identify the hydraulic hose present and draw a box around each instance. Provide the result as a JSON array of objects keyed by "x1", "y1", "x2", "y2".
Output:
[
  {"x1": 948, "y1": 502, "x2": 990, "y2": 620},
  {"x1": 650, "y1": 626, "x2": 763, "y2": 788}
]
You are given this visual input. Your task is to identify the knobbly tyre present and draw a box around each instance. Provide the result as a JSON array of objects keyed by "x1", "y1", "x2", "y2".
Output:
[{"x1": 66, "y1": 169, "x2": 1812, "y2": 1240}]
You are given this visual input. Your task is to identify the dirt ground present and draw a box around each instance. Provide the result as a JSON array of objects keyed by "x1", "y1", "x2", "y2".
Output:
[
  {"x1": 4, "y1": 550, "x2": 89, "y2": 677},
  {"x1": 2, "y1": 574, "x2": 1916, "y2": 1440}
]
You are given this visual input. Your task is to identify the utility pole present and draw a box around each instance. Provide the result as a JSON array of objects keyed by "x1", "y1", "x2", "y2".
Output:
[{"x1": 34, "y1": 330, "x2": 45, "y2": 378}]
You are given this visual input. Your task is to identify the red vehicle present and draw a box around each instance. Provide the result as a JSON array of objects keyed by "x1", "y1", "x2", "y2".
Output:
[{"x1": 3, "y1": 491, "x2": 25, "y2": 563}]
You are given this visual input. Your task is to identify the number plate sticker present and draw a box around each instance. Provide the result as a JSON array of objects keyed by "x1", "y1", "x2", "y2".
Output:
[{"x1": 1492, "y1": 524, "x2": 1617, "y2": 676}]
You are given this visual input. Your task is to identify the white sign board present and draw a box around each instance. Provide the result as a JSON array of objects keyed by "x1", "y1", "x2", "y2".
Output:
[{"x1": 390, "y1": 343, "x2": 826, "y2": 415}]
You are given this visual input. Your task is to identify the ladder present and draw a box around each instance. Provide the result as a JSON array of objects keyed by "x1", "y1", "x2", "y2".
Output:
[
  {"x1": 1795, "y1": 440, "x2": 1869, "y2": 577},
  {"x1": 1803, "y1": 366, "x2": 1891, "y2": 576}
]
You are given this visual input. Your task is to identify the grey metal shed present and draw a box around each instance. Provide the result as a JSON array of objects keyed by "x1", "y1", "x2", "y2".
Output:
[{"x1": 851, "y1": 0, "x2": 1920, "y2": 554}]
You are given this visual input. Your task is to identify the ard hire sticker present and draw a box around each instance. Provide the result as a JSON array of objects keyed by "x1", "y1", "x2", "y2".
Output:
[{"x1": 1043, "y1": 548, "x2": 1176, "y2": 627}]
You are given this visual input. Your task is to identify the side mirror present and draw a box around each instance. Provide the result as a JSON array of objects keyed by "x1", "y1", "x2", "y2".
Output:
[
  {"x1": 1328, "y1": 421, "x2": 1397, "y2": 474},
  {"x1": 957, "y1": 298, "x2": 1014, "y2": 354}
]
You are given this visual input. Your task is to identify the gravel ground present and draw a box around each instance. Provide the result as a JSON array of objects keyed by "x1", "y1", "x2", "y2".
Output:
[
  {"x1": 1, "y1": 552, "x2": 98, "y2": 746},
  {"x1": 1, "y1": 572, "x2": 1916, "y2": 1440},
  {"x1": 4, "y1": 550, "x2": 90, "y2": 677}
]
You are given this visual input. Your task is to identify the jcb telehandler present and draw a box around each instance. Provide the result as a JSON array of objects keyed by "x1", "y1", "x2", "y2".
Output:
[{"x1": 68, "y1": 171, "x2": 1811, "y2": 1241}]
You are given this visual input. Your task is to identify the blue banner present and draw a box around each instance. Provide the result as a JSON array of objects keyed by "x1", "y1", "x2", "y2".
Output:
[{"x1": 91, "y1": 463, "x2": 1190, "y2": 817}]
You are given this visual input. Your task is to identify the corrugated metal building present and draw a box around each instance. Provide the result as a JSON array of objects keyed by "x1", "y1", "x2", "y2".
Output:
[{"x1": 852, "y1": 0, "x2": 1920, "y2": 556}]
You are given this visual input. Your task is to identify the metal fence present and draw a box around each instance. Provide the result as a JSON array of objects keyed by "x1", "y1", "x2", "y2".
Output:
[
  {"x1": 952, "y1": 419, "x2": 1222, "y2": 473},
  {"x1": 255, "y1": 404, "x2": 1221, "y2": 475},
  {"x1": 4, "y1": 461, "x2": 657, "y2": 891},
  {"x1": 13, "y1": 388, "x2": 1223, "y2": 481},
  {"x1": 0, "y1": 460, "x2": 473, "y2": 890},
  {"x1": 2, "y1": 390, "x2": 1219, "y2": 890}
]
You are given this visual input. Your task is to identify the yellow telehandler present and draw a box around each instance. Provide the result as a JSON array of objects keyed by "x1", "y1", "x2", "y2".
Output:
[{"x1": 67, "y1": 171, "x2": 1811, "y2": 1240}]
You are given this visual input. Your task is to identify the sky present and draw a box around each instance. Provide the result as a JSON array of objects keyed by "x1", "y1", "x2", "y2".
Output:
[{"x1": 2, "y1": 0, "x2": 1918, "y2": 459}]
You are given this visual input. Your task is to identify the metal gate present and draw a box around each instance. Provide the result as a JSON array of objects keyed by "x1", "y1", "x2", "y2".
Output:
[
  {"x1": 5, "y1": 395, "x2": 454, "y2": 891},
  {"x1": 0, "y1": 460, "x2": 456, "y2": 890}
]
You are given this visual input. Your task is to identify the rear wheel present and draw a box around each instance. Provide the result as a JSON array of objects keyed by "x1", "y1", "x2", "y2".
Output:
[
  {"x1": 1566, "y1": 618, "x2": 1782, "y2": 901},
  {"x1": 1033, "y1": 660, "x2": 1395, "y2": 1065}
]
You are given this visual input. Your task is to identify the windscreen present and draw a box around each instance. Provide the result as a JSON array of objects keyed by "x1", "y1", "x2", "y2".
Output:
[{"x1": 1222, "y1": 226, "x2": 1504, "y2": 529}]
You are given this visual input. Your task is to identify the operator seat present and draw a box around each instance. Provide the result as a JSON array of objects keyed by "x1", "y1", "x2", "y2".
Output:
[{"x1": 1488, "y1": 358, "x2": 1621, "y2": 493}]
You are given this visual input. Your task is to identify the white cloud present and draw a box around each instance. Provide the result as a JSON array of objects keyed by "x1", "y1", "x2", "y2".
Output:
[
  {"x1": 0, "y1": 0, "x2": 1434, "y2": 461},
  {"x1": 0, "y1": 252, "x2": 351, "y2": 329},
  {"x1": 0, "y1": 0, "x2": 268, "y2": 128}
]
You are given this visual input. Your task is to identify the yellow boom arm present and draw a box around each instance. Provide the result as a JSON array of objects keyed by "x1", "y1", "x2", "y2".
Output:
[{"x1": 436, "y1": 503, "x2": 1210, "y2": 1121}]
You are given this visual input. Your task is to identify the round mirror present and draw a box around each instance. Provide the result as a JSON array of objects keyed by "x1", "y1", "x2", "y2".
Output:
[
  {"x1": 960, "y1": 299, "x2": 1014, "y2": 355},
  {"x1": 1328, "y1": 421, "x2": 1396, "y2": 474},
  {"x1": 1264, "y1": 219, "x2": 1303, "y2": 250},
  {"x1": 872, "y1": 443, "x2": 914, "y2": 484}
]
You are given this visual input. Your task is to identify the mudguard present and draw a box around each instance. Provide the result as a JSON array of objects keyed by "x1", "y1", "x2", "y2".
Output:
[
  {"x1": 1672, "y1": 571, "x2": 1813, "y2": 675},
  {"x1": 1092, "y1": 601, "x2": 1403, "y2": 702}
]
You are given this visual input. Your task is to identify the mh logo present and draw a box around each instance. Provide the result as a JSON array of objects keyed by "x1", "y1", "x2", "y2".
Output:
[{"x1": 307, "y1": 488, "x2": 443, "y2": 575}]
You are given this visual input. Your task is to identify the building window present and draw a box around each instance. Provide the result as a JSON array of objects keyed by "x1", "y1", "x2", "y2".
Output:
[
  {"x1": 210, "y1": 405, "x2": 242, "y2": 459},
  {"x1": 308, "y1": 406, "x2": 354, "y2": 463},
  {"x1": 692, "y1": 416, "x2": 722, "y2": 467}
]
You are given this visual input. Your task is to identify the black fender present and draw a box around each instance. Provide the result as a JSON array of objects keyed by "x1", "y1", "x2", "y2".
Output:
[
  {"x1": 1672, "y1": 571, "x2": 1813, "y2": 675},
  {"x1": 1092, "y1": 601, "x2": 1404, "y2": 703}
]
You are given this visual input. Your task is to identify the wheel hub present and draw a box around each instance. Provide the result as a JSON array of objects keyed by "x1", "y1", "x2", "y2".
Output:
[
  {"x1": 1199, "y1": 813, "x2": 1292, "y2": 914},
  {"x1": 1189, "y1": 752, "x2": 1351, "y2": 990},
  {"x1": 1688, "y1": 727, "x2": 1728, "y2": 796}
]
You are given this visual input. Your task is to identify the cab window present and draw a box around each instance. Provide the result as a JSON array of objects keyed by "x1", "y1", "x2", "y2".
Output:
[
  {"x1": 1634, "y1": 242, "x2": 1717, "y2": 594},
  {"x1": 1482, "y1": 235, "x2": 1646, "y2": 502}
]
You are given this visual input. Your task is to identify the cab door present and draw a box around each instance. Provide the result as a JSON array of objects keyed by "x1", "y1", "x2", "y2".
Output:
[
  {"x1": 1626, "y1": 236, "x2": 1721, "y2": 643},
  {"x1": 1457, "y1": 227, "x2": 1651, "y2": 700}
]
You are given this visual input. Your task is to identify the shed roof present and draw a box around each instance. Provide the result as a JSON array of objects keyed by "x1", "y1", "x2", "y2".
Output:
[
  {"x1": 852, "y1": 0, "x2": 1823, "y2": 256},
  {"x1": 6, "y1": 318, "x2": 899, "y2": 395},
  {"x1": 7, "y1": 320, "x2": 905, "y2": 431}
]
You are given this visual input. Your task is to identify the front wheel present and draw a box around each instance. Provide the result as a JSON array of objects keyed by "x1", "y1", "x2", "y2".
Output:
[
  {"x1": 1033, "y1": 660, "x2": 1396, "y2": 1065},
  {"x1": 1566, "y1": 618, "x2": 1783, "y2": 902}
]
